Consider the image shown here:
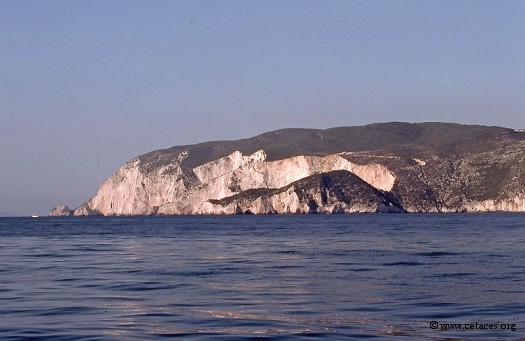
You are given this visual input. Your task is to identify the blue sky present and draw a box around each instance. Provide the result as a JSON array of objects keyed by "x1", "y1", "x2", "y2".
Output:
[{"x1": 1, "y1": 0, "x2": 524, "y2": 216}]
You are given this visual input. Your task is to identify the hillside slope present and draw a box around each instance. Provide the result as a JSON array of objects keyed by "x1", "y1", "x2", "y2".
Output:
[{"x1": 52, "y1": 122, "x2": 525, "y2": 215}]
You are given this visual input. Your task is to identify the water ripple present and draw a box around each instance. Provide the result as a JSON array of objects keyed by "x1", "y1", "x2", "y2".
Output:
[{"x1": 0, "y1": 214, "x2": 523, "y2": 339}]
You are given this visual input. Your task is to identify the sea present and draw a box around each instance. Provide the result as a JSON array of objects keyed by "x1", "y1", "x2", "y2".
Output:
[{"x1": 0, "y1": 214, "x2": 523, "y2": 340}]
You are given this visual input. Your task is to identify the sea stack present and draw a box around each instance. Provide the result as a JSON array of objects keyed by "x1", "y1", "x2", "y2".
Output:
[{"x1": 48, "y1": 205, "x2": 74, "y2": 217}]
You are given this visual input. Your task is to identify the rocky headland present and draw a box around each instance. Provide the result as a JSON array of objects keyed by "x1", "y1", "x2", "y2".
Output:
[{"x1": 50, "y1": 122, "x2": 525, "y2": 216}]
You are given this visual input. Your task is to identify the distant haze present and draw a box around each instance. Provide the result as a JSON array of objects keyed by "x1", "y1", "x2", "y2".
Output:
[{"x1": 1, "y1": 1, "x2": 524, "y2": 216}]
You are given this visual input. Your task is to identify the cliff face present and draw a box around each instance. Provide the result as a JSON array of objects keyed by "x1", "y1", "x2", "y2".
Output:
[
  {"x1": 206, "y1": 170, "x2": 404, "y2": 214},
  {"x1": 62, "y1": 123, "x2": 525, "y2": 215},
  {"x1": 74, "y1": 150, "x2": 395, "y2": 215}
]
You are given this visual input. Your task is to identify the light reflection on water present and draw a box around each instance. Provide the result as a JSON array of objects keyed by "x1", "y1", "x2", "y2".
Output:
[{"x1": 0, "y1": 214, "x2": 524, "y2": 339}]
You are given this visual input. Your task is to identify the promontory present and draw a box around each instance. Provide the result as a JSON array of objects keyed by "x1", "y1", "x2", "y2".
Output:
[{"x1": 50, "y1": 122, "x2": 525, "y2": 216}]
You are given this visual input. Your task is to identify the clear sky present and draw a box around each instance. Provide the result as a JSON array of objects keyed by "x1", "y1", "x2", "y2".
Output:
[{"x1": 1, "y1": 0, "x2": 524, "y2": 216}]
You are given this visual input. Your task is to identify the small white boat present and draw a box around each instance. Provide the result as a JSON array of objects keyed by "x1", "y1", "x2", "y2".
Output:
[{"x1": 31, "y1": 214, "x2": 39, "y2": 218}]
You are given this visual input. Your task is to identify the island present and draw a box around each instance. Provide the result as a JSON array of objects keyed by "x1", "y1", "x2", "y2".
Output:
[{"x1": 50, "y1": 122, "x2": 525, "y2": 216}]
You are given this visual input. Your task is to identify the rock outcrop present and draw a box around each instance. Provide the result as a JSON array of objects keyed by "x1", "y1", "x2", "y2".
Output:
[
  {"x1": 206, "y1": 170, "x2": 405, "y2": 214},
  {"x1": 48, "y1": 205, "x2": 73, "y2": 217},
  {"x1": 54, "y1": 122, "x2": 525, "y2": 215}
]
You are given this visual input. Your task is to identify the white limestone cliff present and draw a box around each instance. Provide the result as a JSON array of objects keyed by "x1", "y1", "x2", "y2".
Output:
[
  {"x1": 74, "y1": 150, "x2": 396, "y2": 215},
  {"x1": 463, "y1": 194, "x2": 525, "y2": 212}
]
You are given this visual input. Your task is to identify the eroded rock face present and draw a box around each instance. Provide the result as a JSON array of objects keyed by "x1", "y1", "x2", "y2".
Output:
[
  {"x1": 205, "y1": 170, "x2": 404, "y2": 214},
  {"x1": 463, "y1": 194, "x2": 525, "y2": 212},
  {"x1": 73, "y1": 150, "x2": 396, "y2": 215},
  {"x1": 53, "y1": 123, "x2": 525, "y2": 216}
]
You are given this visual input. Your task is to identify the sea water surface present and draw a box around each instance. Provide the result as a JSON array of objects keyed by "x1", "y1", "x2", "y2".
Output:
[{"x1": 0, "y1": 214, "x2": 523, "y2": 340}]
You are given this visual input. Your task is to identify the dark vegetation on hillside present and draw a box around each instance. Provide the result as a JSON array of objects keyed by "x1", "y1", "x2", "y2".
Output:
[{"x1": 140, "y1": 122, "x2": 517, "y2": 170}]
